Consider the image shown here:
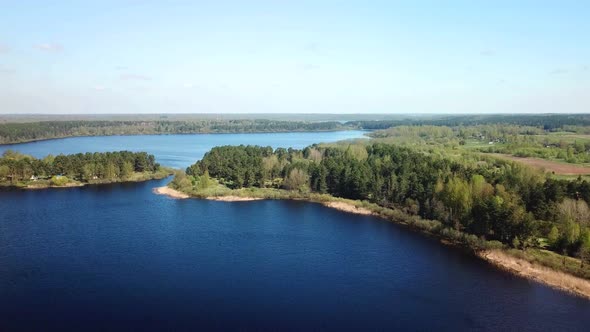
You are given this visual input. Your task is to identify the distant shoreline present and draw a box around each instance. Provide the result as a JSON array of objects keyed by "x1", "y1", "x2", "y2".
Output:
[
  {"x1": 0, "y1": 129, "x2": 366, "y2": 146},
  {"x1": 154, "y1": 184, "x2": 590, "y2": 300}
]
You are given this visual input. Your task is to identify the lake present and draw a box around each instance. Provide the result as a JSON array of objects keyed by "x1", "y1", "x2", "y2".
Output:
[
  {"x1": 0, "y1": 131, "x2": 368, "y2": 169},
  {"x1": 1, "y1": 132, "x2": 590, "y2": 331}
]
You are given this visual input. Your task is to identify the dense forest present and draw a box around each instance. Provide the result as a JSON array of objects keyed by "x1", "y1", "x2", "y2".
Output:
[
  {"x1": 0, "y1": 150, "x2": 162, "y2": 186},
  {"x1": 181, "y1": 144, "x2": 590, "y2": 263},
  {"x1": 0, "y1": 120, "x2": 349, "y2": 144},
  {"x1": 351, "y1": 114, "x2": 590, "y2": 130}
]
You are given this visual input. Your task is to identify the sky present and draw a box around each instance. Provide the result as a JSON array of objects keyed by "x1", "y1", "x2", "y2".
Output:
[{"x1": 0, "y1": 0, "x2": 589, "y2": 114}]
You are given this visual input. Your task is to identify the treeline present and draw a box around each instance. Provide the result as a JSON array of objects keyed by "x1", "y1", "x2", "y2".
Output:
[
  {"x1": 4, "y1": 114, "x2": 590, "y2": 145},
  {"x1": 0, "y1": 120, "x2": 348, "y2": 144},
  {"x1": 185, "y1": 144, "x2": 590, "y2": 261},
  {"x1": 0, "y1": 150, "x2": 160, "y2": 184},
  {"x1": 350, "y1": 114, "x2": 590, "y2": 130}
]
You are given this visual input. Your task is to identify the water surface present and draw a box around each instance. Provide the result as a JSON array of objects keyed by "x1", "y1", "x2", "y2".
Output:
[
  {"x1": 1, "y1": 179, "x2": 589, "y2": 331},
  {"x1": 0, "y1": 131, "x2": 367, "y2": 168},
  {"x1": 1, "y1": 132, "x2": 590, "y2": 331}
]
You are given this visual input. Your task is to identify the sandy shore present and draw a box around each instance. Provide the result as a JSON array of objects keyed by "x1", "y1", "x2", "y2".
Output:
[
  {"x1": 322, "y1": 201, "x2": 375, "y2": 216},
  {"x1": 153, "y1": 186, "x2": 190, "y2": 199},
  {"x1": 479, "y1": 249, "x2": 590, "y2": 299},
  {"x1": 206, "y1": 195, "x2": 264, "y2": 201}
]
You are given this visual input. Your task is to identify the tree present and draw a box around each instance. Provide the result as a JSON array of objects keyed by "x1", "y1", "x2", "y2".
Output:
[
  {"x1": 283, "y1": 168, "x2": 309, "y2": 191},
  {"x1": 197, "y1": 170, "x2": 211, "y2": 190},
  {"x1": 0, "y1": 165, "x2": 9, "y2": 180},
  {"x1": 83, "y1": 163, "x2": 95, "y2": 181},
  {"x1": 104, "y1": 162, "x2": 117, "y2": 181},
  {"x1": 121, "y1": 161, "x2": 134, "y2": 180},
  {"x1": 547, "y1": 225, "x2": 560, "y2": 247},
  {"x1": 171, "y1": 171, "x2": 192, "y2": 191},
  {"x1": 558, "y1": 198, "x2": 590, "y2": 226}
]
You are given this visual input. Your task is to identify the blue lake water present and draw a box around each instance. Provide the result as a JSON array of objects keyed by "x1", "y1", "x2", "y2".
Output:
[
  {"x1": 1, "y1": 132, "x2": 590, "y2": 331},
  {"x1": 0, "y1": 131, "x2": 368, "y2": 169}
]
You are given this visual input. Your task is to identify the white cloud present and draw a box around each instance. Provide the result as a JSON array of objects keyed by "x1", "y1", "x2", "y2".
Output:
[
  {"x1": 299, "y1": 63, "x2": 320, "y2": 71},
  {"x1": 35, "y1": 43, "x2": 64, "y2": 52},
  {"x1": 304, "y1": 42, "x2": 319, "y2": 53},
  {"x1": 0, "y1": 44, "x2": 10, "y2": 53},
  {"x1": 120, "y1": 73, "x2": 151, "y2": 81},
  {"x1": 480, "y1": 49, "x2": 495, "y2": 56},
  {"x1": 0, "y1": 65, "x2": 15, "y2": 74},
  {"x1": 549, "y1": 68, "x2": 568, "y2": 75}
]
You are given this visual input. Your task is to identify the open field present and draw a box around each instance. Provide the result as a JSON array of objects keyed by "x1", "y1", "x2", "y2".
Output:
[{"x1": 488, "y1": 153, "x2": 590, "y2": 175}]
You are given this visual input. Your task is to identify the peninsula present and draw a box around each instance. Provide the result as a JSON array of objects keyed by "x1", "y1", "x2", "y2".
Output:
[
  {"x1": 157, "y1": 143, "x2": 590, "y2": 299},
  {"x1": 0, "y1": 150, "x2": 172, "y2": 189}
]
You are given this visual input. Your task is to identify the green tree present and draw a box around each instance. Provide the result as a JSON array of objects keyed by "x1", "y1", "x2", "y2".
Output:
[
  {"x1": 121, "y1": 161, "x2": 134, "y2": 180},
  {"x1": 547, "y1": 225, "x2": 560, "y2": 247},
  {"x1": 283, "y1": 168, "x2": 309, "y2": 191}
]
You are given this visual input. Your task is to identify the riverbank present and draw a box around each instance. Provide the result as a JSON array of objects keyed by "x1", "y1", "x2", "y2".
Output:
[
  {"x1": 164, "y1": 183, "x2": 590, "y2": 300},
  {"x1": 153, "y1": 186, "x2": 190, "y2": 198},
  {"x1": 479, "y1": 250, "x2": 590, "y2": 299},
  {"x1": 25, "y1": 182, "x2": 84, "y2": 189},
  {"x1": 322, "y1": 201, "x2": 375, "y2": 216},
  {"x1": 207, "y1": 195, "x2": 264, "y2": 201}
]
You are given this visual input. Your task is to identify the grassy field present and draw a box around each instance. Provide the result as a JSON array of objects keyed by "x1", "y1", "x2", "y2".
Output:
[{"x1": 487, "y1": 153, "x2": 590, "y2": 175}]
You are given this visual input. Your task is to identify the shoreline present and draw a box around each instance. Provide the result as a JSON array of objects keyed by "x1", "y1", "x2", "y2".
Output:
[
  {"x1": 0, "y1": 129, "x2": 364, "y2": 146},
  {"x1": 479, "y1": 250, "x2": 590, "y2": 299},
  {"x1": 25, "y1": 183, "x2": 84, "y2": 189},
  {"x1": 2, "y1": 171, "x2": 173, "y2": 191},
  {"x1": 206, "y1": 195, "x2": 264, "y2": 201},
  {"x1": 322, "y1": 201, "x2": 376, "y2": 216},
  {"x1": 154, "y1": 185, "x2": 590, "y2": 300},
  {"x1": 153, "y1": 186, "x2": 190, "y2": 199}
]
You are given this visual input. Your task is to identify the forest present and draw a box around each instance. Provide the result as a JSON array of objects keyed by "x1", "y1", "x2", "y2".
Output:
[
  {"x1": 0, "y1": 119, "x2": 349, "y2": 144},
  {"x1": 351, "y1": 114, "x2": 590, "y2": 130},
  {"x1": 180, "y1": 144, "x2": 590, "y2": 266},
  {"x1": 2, "y1": 113, "x2": 590, "y2": 145},
  {"x1": 0, "y1": 150, "x2": 164, "y2": 186}
]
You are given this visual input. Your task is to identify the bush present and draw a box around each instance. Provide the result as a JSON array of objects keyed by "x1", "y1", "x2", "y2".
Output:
[
  {"x1": 484, "y1": 240, "x2": 505, "y2": 250},
  {"x1": 50, "y1": 175, "x2": 69, "y2": 186}
]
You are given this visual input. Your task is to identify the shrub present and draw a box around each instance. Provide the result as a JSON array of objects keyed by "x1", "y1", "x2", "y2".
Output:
[{"x1": 50, "y1": 175, "x2": 69, "y2": 186}]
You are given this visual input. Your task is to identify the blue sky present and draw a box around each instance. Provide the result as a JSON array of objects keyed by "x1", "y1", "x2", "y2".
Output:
[{"x1": 0, "y1": 0, "x2": 588, "y2": 114}]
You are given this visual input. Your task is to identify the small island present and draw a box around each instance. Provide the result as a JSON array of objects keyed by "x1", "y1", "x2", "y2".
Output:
[
  {"x1": 0, "y1": 150, "x2": 173, "y2": 189},
  {"x1": 156, "y1": 143, "x2": 590, "y2": 299}
]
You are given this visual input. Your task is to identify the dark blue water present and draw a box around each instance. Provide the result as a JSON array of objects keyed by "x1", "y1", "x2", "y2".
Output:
[
  {"x1": 1, "y1": 178, "x2": 590, "y2": 331},
  {"x1": 0, "y1": 131, "x2": 367, "y2": 168}
]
